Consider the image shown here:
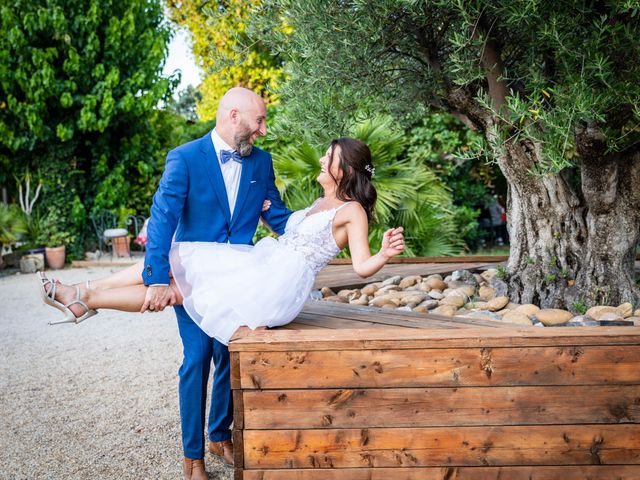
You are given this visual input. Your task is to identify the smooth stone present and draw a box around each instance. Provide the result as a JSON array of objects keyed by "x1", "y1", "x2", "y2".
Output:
[
  {"x1": 440, "y1": 295, "x2": 466, "y2": 308},
  {"x1": 413, "y1": 305, "x2": 429, "y2": 313},
  {"x1": 514, "y1": 304, "x2": 540, "y2": 317},
  {"x1": 634, "y1": 309, "x2": 640, "y2": 318},
  {"x1": 361, "y1": 283, "x2": 380, "y2": 296},
  {"x1": 424, "y1": 277, "x2": 447, "y2": 291},
  {"x1": 502, "y1": 311, "x2": 534, "y2": 325},
  {"x1": 309, "y1": 290, "x2": 323, "y2": 301},
  {"x1": 465, "y1": 301, "x2": 488, "y2": 310},
  {"x1": 417, "y1": 281, "x2": 432, "y2": 292},
  {"x1": 381, "y1": 303, "x2": 398, "y2": 309},
  {"x1": 451, "y1": 269, "x2": 476, "y2": 284},
  {"x1": 397, "y1": 306, "x2": 413, "y2": 312},
  {"x1": 467, "y1": 310, "x2": 502, "y2": 321},
  {"x1": 489, "y1": 277, "x2": 508, "y2": 297},
  {"x1": 337, "y1": 289, "x2": 359, "y2": 299},
  {"x1": 350, "y1": 295, "x2": 369, "y2": 306},
  {"x1": 478, "y1": 286, "x2": 496, "y2": 301},
  {"x1": 473, "y1": 273, "x2": 485, "y2": 285},
  {"x1": 535, "y1": 308, "x2": 573, "y2": 326},
  {"x1": 418, "y1": 300, "x2": 440, "y2": 310},
  {"x1": 432, "y1": 305, "x2": 458, "y2": 316},
  {"x1": 401, "y1": 293, "x2": 428, "y2": 307},
  {"x1": 585, "y1": 305, "x2": 620, "y2": 320},
  {"x1": 628, "y1": 316, "x2": 640, "y2": 326},
  {"x1": 428, "y1": 291, "x2": 444, "y2": 300},
  {"x1": 370, "y1": 296, "x2": 400, "y2": 308},
  {"x1": 324, "y1": 295, "x2": 347, "y2": 303},
  {"x1": 617, "y1": 302, "x2": 633, "y2": 318},
  {"x1": 442, "y1": 288, "x2": 454, "y2": 296},
  {"x1": 321, "y1": 287, "x2": 336, "y2": 297},
  {"x1": 399, "y1": 275, "x2": 422, "y2": 289},
  {"x1": 598, "y1": 312, "x2": 624, "y2": 321},
  {"x1": 486, "y1": 296, "x2": 509, "y2": 312},
  {"x1": 382, "y1": 275, "x2": 402, "y2": 287},
  {"x1": 374, "y1": 285, "x2": 400, "y2": 296},
  {"x1": 454, "y1": 285, "x2": 476, "y2": 298},
  {"x1": 480, "y1": 269, "x2": 497, "y2": 281}
]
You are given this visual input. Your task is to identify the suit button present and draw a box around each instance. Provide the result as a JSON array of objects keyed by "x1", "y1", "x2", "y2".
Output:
[{"x1": 146, "y1": 265, "x2": 152, "y2": 276}]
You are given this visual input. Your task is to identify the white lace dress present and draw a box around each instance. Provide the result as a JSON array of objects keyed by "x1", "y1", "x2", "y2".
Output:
[{"x1": 169, "y1": 202, "x2": 349, "y2": 344}]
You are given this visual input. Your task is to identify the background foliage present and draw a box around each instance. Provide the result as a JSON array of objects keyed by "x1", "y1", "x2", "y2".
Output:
[
  {"x1": 166, "y1": 0, "x2": 286, "y2": 121},
  {"x1": 0, "y1": 0, "x2": 176, "y2": 257}
]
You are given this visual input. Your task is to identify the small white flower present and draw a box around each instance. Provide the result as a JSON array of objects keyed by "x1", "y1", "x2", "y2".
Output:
[{"x1": 364, "y1": 164, "x2": 375, "y2": 177}]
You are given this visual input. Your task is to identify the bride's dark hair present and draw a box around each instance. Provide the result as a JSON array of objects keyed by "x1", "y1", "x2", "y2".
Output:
[{"x1": 327, "y1": 137, "x2": 377, "y2": 222}]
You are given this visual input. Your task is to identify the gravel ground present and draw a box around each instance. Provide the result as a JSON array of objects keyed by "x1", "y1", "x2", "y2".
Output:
[{"x1": 0, "y1": 267, "x2": 233, "y2": 480}]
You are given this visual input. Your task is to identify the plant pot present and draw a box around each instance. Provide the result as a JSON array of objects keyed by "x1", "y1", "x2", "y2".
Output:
[
  {"x1": 112, "y1": 236, "x2": 131, "y2": 258},
  {"x1": 45, "y1": 245, "x2": 66, "y2": 269}
]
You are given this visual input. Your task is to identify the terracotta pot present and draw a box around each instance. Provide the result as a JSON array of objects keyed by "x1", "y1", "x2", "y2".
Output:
[
  {"x1": 45, "y1": 245, "x2": 66, "y2": 270},
  {"x1": 112, "y1": 236, "x2": 131, "y2": 257}
]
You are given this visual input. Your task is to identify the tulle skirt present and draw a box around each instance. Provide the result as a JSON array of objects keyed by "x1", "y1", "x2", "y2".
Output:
[{"x1": 169, "y1": 237, "x2": 315, "y2": 345}]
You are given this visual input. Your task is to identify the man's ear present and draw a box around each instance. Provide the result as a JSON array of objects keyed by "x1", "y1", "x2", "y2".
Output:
[{"x1": 229, "y1": 107, "x2": 239, "y2": 124}]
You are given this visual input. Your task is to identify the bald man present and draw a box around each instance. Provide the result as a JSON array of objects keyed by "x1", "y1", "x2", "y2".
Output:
[{"x1": 142, "y1": 87, "x2": 292, "y2": 479}]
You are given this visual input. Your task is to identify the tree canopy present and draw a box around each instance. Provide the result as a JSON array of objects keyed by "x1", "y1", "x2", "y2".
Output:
[
  {"x1": 0, "y1": 0, "x2": 175, "y2": 254},
  {"x1": 254, "y1": 0, "x2": 640, "y2": 307},
  {"x1": 167, "y1": 0, "x2": 286, "y2": 120}
]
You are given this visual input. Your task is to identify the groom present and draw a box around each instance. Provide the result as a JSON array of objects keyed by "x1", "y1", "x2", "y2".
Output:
[{"x1": 142, "y1": 87, "x2": 292, "y2": 479}]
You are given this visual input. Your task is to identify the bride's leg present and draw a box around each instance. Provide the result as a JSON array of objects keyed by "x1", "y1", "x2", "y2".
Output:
[
  {"x1": 52, "y1": 281, "x2": 183, "y2": 315},
  {"x1": 87, "y1": 259, "x2": 146, "y2": 290}
]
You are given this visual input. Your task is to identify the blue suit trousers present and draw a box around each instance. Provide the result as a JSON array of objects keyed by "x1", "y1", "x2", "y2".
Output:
[{"x1": 176, "y1": 305, "x2": 233, "y2": 459}]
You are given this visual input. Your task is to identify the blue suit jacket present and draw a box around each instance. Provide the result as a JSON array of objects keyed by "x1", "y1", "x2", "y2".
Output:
[{"x1": 143, "y1": 131, "x2": 292, "y2": 285}]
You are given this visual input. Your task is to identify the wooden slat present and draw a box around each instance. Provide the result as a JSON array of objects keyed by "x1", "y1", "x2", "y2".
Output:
[
  {"x1": 243, "y1": 425, "x2": 640, "y2": 468},
  {"x1": 229, "y1": 326, "x2": 640, "y2": 352},
  {"x1": 242, "y1": 466, "x2": 640, "y2": 480},
  {"x1": 299, "y1": 301, "x2": 509, "y2": 329},
  {"x1": 329, "y1": 255, "x2": 509, "y2": 264},
  {"x1": 242, "y1": 385, "x2": 640, "y2": 429},
  {"x1": 237, "y1": 346, "x2": 640, "y2": 389}
]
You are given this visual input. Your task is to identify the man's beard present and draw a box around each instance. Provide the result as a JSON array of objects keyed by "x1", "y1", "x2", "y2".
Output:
[{"x1": 234, "y1": 122, "x2": 254, "y2": 157}]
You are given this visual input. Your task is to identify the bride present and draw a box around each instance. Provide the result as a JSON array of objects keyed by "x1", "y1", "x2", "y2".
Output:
[{"x1": 39, "y1": 137, "x2": 405, "y2": 344}]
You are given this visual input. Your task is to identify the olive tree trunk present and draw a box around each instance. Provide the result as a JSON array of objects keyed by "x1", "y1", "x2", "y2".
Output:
[{"x1": 499, "y1": 137, "x2": 640, "y2": 309}]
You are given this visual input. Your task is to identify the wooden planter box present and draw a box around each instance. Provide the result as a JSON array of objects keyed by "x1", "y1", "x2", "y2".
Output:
[{"x1": 229, "y1": 303, "x2": 640, "y2": 479}]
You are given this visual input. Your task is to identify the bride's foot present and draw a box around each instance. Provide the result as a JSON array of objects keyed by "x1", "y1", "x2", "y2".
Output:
[{"x1": 54, "y1": 283, "x2": 92, "y2": 319}]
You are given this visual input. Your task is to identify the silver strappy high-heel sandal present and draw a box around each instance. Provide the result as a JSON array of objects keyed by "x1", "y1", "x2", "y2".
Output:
[{"x1": 38, "y1": 273, "x2": 98, "y2": 325}]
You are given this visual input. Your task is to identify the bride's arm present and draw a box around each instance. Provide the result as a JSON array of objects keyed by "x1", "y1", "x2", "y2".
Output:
[{"x1": 343, "y1": 206, "x2": 404, "y2": 278}]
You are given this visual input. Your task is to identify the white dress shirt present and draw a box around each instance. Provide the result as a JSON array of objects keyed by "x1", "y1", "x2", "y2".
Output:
[{"x1": 211, "y1": 128, "x2": 242, "y2": 218}]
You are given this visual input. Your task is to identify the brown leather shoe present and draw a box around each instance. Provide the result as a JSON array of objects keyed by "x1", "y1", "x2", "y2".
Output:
[
  {"x1": 209, "y1": 439, "x2": 234, "y2": 466},
  {"x1": 183, "y1": 457, "x2": 207, "y2": 480}
]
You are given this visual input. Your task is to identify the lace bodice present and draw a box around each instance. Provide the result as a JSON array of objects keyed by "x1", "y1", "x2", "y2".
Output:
[{"x1": 277, "y1": 202, "x2": 347, "y2": 275}]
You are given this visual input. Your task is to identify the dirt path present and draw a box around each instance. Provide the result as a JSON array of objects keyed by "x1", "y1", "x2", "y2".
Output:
[{"x1": 0, "y1": 267, "x2": 233, "y2": 479}]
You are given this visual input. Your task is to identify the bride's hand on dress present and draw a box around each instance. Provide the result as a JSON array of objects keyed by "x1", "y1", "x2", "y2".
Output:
[
  {"x1": 380, "y1": 227, "x2": 405, "y2": 259},
  {"x1": 262, "y1": 199, "x2": 271, "y2": 212}
]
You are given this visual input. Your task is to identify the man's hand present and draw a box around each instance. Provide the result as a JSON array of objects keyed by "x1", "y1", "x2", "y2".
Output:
[
  {"x1": 141, "y1": 285, "x2": 177, "y2": 313},
  {"x1": 262, "y1": 199, "x2": 271, "y2": 212}
]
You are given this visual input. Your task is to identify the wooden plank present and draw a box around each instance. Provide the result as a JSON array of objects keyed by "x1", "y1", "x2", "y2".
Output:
[
  {"x1": 230, "y1": 351, "x2": 242, "y2": 392},
  {"x1": 242, "y1": 385, "x2": 640, "y2": 429},
  {"x1": 233, "y1": 427, "x2": 244, "y2": 474},
  {"x1": 300, "y1": 301, "x2": 509, "y2": 329},
  {"x1": 243, "y1": 424, "x2": 640, "y2": 468},
  {"x1": 329, "y1": 255, "x2": 509, "y2": 264},
  {"x1": 242, "y1": 466, "x2": 640, "y2": 480},
  {"x1": 236, "y1": 346, "x2": 640, "y2": 389},
  {"x1": 229, "y1": 326, "x2": 640, "y2": 352}
]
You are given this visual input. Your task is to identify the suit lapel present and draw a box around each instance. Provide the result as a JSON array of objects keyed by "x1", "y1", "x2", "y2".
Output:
[
  {"x1": 200, "y1": 132, "x2": 231, "y2": 224},
  {"x1": 230, "y1": 151, "x2": 255, "y2": 228}
]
